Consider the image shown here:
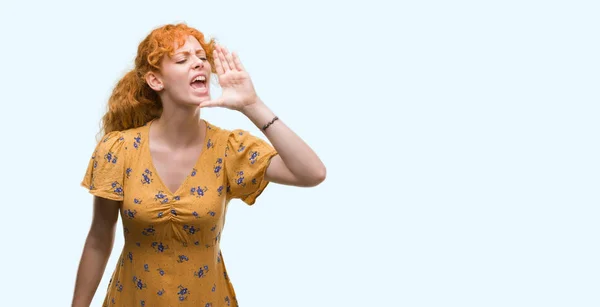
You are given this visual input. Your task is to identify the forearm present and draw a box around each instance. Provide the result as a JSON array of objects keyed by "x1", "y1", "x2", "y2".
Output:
[
  {"x1": 241, "y1": 99, "x2": 326, "y2": 183},
  {"x1": 72, "y1": 233, "x2": 115, "y2": 307}
]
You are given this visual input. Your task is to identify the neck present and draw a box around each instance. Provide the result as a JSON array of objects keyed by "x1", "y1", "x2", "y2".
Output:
[{"x1": 152, "y1": 104, "x2": 205, "y2": 149}]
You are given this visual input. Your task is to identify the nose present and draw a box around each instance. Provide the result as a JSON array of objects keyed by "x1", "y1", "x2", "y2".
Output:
[{"x1": 192, "y1": 55, "x2": 204, "y2": 69}]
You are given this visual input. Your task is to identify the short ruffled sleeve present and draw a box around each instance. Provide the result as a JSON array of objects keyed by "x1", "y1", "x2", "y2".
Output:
[
  {"x1": 81, "y1": 131, "x2": 127, "y2": 201},
  {"x1": 225, "y1": 129, "x2": 278, "y2": 205}
]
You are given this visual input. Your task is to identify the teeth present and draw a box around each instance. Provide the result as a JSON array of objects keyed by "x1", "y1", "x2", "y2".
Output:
[{"x1": 193, "y1": 76, "x2": 206, "y2": 82}]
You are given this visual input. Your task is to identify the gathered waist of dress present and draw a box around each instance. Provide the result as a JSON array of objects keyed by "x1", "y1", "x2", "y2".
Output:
[{"x1": 122, "y1": 240, "x2": 220, "y2": 254}]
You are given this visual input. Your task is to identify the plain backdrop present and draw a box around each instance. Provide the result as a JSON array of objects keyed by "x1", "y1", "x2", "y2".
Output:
[{"x1": 0, "y1": 0, "x2": 598, "y2": 306}]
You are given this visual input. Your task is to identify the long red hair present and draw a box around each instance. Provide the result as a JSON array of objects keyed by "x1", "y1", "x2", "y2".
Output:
[{"x1": 100, "y1": 23, "x2": 216, "y2": 134}]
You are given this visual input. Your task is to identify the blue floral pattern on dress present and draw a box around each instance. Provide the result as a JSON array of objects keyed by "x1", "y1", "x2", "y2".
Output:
[{"x1": 81, "y1": 121, "x2": 277, "y2": 306}]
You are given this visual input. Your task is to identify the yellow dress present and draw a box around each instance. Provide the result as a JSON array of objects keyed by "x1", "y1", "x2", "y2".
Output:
[{"x1": 81, "y1": 119, "x2": 278, "y2": 307}]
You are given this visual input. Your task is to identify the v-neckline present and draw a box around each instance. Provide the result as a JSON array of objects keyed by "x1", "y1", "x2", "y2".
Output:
[{"x1": 144, "y1": 118, "x2": 212, "y2": 196}]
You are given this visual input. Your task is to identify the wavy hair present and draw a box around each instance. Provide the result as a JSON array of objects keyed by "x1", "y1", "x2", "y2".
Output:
[{"x1": 100, "y1": 23, "x2": 216, "y2": 135}]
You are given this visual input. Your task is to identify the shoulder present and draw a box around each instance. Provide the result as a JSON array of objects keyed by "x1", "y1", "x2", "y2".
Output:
[
  {"x1": 99, "y1": 125, "x2": 147, "y2": 147},
  {"x1": 204, "y1": 120, "x2": 230, "y2": 138},
  {"x1": 95, "y1": 130, "x2": 125, "y2": 150},
  {"x1": 203, "y1": 120, "x2": 270, "y2": 150},
  {"x1": 120, "y1": 125, "x2": 146, "y2": 142},
  {"x1": 94, "y1": 124, "x2": 146, "y2": 156},
  {"x1": 204, "y1": 120, "x2": 241, "y2": 145}
]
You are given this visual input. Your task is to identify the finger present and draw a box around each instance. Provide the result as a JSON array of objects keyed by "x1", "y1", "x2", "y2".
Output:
[
  {"x1": 232, "y1": 52, "x2": 245, "y2": 71},
  {"x1": 213, "y1": 48, "x2": 225, "y2": 75},
  {"x1": 222, "y1": 46, "x2": 237, "y2": 71},
  {"x1": 218, "y1": 45, "x2": 232, "y2": 72}
]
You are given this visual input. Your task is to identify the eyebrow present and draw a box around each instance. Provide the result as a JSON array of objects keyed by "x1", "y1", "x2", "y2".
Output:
[{"x1": 174, "y1": 49, "x2": 206, "y2": 56}]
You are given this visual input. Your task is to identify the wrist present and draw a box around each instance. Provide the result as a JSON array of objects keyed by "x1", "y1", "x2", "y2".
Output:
[
  {"x1": 240, "y1": 99, "x2": 277, "y2": 131},
  {"x1": 240, "y1": 98, "x2": 265, "y2": 114}
]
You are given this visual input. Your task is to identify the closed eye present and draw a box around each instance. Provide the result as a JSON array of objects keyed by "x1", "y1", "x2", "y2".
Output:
[{"x1": 176, "y1": 56, "x2": 207, "y2": 64}]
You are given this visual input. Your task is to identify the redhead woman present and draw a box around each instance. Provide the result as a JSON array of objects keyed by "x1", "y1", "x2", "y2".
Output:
[{"x1": 71, "y1": 23, "x2": 326, "y2": 307}]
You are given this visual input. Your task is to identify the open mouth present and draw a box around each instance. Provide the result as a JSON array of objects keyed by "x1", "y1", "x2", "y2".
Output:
[{"x1": 190, "y1": 75, "x2": 207, "y2": 90}]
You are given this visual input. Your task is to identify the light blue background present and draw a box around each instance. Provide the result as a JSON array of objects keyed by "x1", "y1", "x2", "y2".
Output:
[{"x1": 0, "y1": 0, "x2": 598, "y2": 306}]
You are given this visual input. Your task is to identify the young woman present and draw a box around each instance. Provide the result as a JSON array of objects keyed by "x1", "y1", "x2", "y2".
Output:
[{"x1": 72, "y1": 23, "x2": 326, "y2": 307}]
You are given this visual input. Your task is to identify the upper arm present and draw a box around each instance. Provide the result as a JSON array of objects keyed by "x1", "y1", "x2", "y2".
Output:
[
  {"x1": 225, "y1": 129, "x2": 279, "y2": 205},
  {"x1": 264, "y1": 155, "x2": 326, "y2": 187},
  {"x1": 264, "y1": 154, "x2": 306, "y2": 186},
  {"x1": 89, "y1": 196, "x2": 120, "y2": 238},
  {"x1": 81, "y1": 132, "x2": 124, "y2": 244},
  {"x1": 81, "y1": 131, "x2": 127, "y2": 202}
]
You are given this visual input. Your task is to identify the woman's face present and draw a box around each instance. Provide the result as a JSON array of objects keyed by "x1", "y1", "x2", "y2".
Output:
[{"x1": 152, "y1": 35, "x2": 212, "y2": 107}]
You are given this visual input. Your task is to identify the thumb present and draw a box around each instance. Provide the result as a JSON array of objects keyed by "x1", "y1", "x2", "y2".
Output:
[{"x1": 198, "y1": 98, "x2": 223, "y2": 108}]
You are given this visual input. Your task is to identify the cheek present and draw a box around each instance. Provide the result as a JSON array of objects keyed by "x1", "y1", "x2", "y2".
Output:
[{"x1": 164, "y1": 71, "x2": 189, "y2": 88}]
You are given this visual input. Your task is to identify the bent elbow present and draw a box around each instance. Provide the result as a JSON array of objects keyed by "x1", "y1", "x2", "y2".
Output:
[{"x1": 307, "y1": 166, "x2": 327, "y2": 187}]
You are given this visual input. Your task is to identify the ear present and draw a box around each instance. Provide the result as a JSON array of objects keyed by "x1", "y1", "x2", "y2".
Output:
[{"x1": 145, "y1": 71, "x2": 164, "y2": 91}]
